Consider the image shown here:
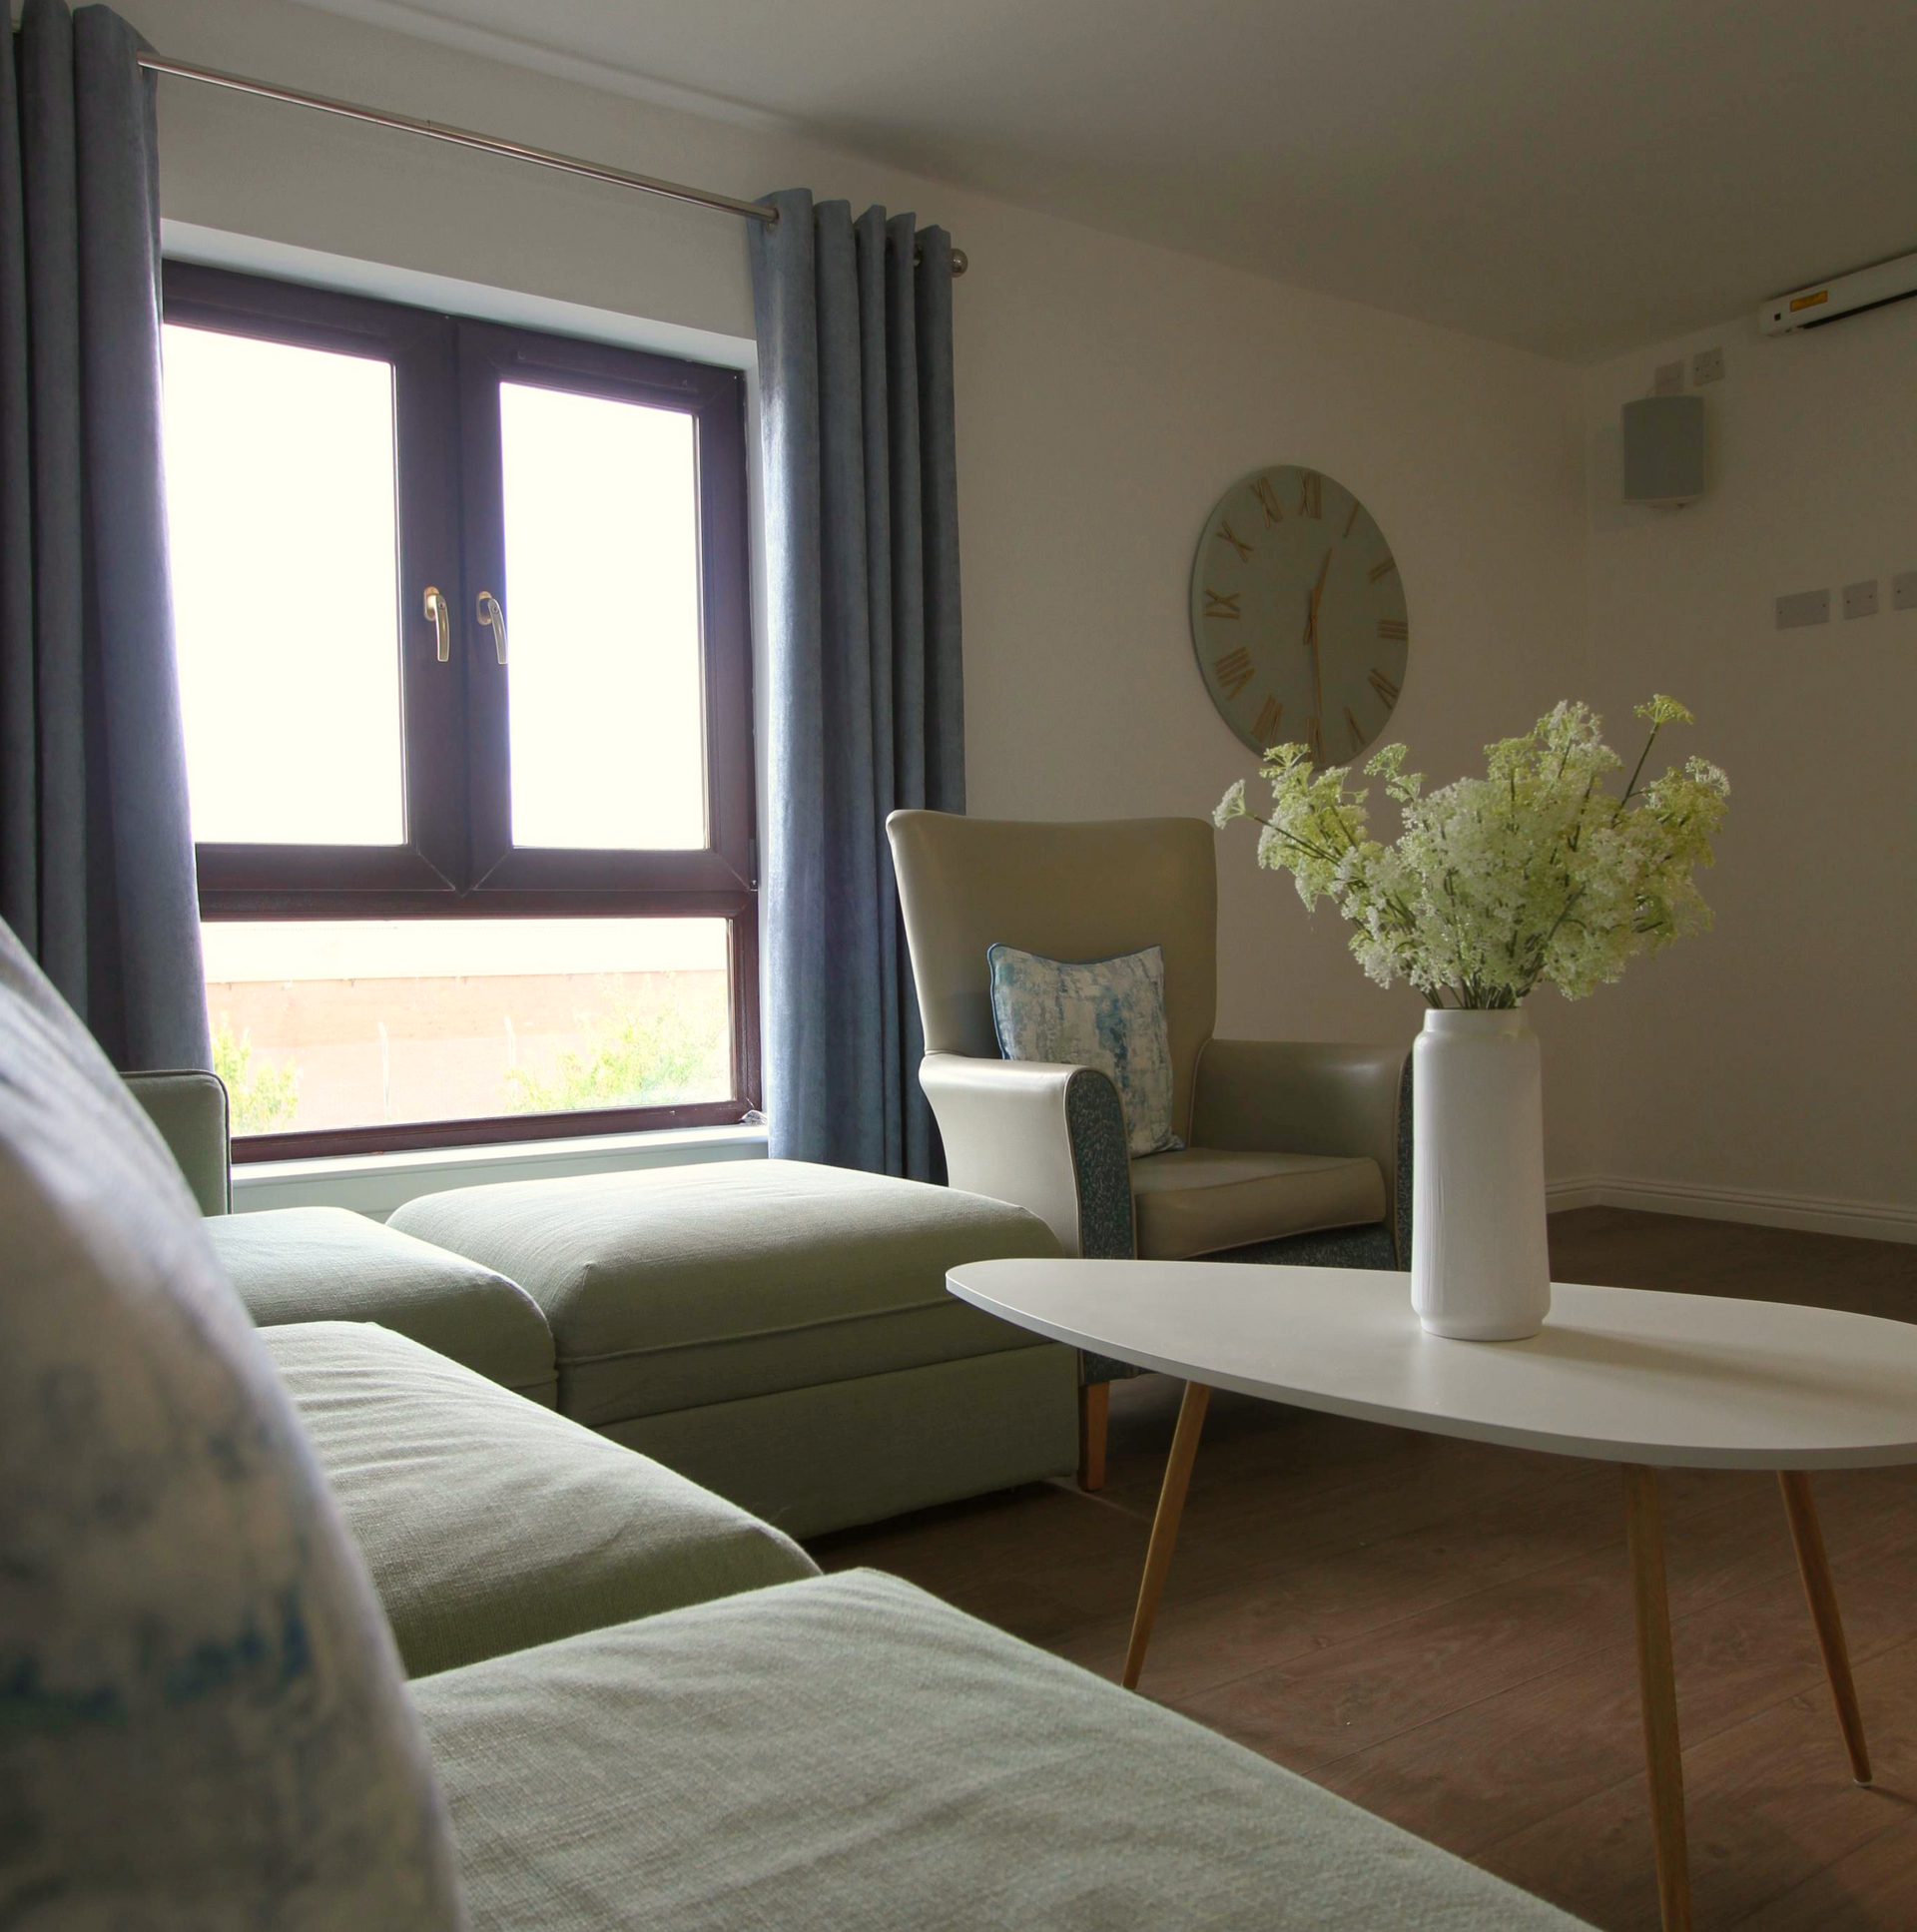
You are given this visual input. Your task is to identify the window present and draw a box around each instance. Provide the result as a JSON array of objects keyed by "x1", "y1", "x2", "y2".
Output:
[{"x1": 162, "y1": 266, "x2": 758, "y2": 1158}]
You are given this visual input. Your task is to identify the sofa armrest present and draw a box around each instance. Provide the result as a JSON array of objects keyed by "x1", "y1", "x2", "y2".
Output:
[
  {"x1": 919, "y1": 1053, "x2": 1134, "y2": 1259},
  {"x1": 1190, "y1": 1038, "x2": 1410, "y2": 1247},
  {"x1": 124, "y1": 1069, "x2": 231, "y2": 1217}
]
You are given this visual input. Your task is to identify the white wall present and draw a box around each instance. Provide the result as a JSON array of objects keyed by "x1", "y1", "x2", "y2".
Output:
[
  {"x1": 122, "y1": 0, "x2": 1598, "y2": 1178},
  {"x1": 1581, "y1": 306, "x2": 1917, "y2": 1237}
]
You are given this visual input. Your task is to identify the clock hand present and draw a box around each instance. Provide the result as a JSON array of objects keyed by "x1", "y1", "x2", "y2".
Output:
[
  {"x1": 1305, "y1": 549, "x2": 1332, "y2": 737},
  {"x1": 1302, "y1": 549, "x2": 1333, "y2": 646}
]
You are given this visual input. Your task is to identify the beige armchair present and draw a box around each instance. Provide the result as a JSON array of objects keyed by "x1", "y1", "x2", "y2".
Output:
[{"x1": 888, "y1": 811, "x2": 1412, "y2": 1488}]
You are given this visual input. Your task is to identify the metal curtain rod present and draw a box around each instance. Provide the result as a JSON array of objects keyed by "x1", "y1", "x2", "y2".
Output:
[{"x1": 136, "y1": 53, "x2": 968, "y2": 275}]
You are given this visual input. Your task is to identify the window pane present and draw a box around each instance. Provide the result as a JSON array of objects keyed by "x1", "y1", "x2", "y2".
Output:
[
  {"x1": 163, "y1": 324, "x2": 405, "y2": 846},
  {"x1": 203, "y1": 920, "x2": 731, "y2": 1134},
  {"x1": 498, "y1": 382, "x2": 706, "y2": 851}
]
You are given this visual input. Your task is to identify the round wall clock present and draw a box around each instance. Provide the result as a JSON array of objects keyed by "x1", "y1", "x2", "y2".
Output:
[{"x1": 1190, "y1": 465, "x2": 1409, "y2": 764}]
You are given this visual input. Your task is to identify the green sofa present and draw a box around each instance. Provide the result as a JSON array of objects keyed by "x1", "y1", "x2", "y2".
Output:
[{"x1": 5, "y1": 921, "x2": 1590, "y2": 1929}]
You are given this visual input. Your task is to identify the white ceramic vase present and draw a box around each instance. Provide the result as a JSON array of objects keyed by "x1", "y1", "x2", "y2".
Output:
[{"x1": 1410, "y1": 1008, "x2": 1551, "y2": 1341}]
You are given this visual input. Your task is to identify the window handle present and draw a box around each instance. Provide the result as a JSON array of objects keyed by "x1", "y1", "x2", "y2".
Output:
[
  {"x1": 477, "y1": 590, "x2": 507, "y2": 665},
  {"x1": 424, "y1": 584, "x2": 451, "y2": 662}
]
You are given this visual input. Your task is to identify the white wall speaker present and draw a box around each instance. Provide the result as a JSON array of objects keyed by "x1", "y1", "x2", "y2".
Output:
[{"x1": 1621, "y1": 394, "x2": 1705, "y2": 508}]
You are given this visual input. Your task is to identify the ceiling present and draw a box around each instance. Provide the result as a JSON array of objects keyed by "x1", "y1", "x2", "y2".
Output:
[{"x1": 288, "y1": 0, "x2": 1917, "y2": 362}]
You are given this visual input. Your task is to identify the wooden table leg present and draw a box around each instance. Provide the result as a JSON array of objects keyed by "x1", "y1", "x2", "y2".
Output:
[
  {"x1": 1622, "y1": 1464, "x2": 1691, "y2": 1932},
  {"x1": 1122, "y1": 1380, "x2": 1211, "y2": 1691},
  {"x1": 1777, "y1": 1470, "x2": 1873, "y2": 1784}
]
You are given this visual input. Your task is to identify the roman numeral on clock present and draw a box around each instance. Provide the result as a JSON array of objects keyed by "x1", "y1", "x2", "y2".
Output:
[
  {"x1": 1250, "y1": 476, "x2": 1283, "y2": 525},
  {"x1": 1343, "y1": 499, "x2": 1362, "y2": 539},
  {"x1": 1377, "y1": 617, "x2": 1408, "y2": 641},
  {"x1": 1252, "y1": 694, "x2": 1283, "y2": 744},
  {"x1": 1306, "y1": 715, "x2": 1325, "y2": 762},
  {"x1": 1202, "y1": 589, "x2": 1241, "y2": 620},
  {"x1": 1345, "y1": 706, "x2": 1365, "y2": 754},
  {"x1": 1214, "y1": 519, "x2": 1253, "y2": 562},
  {"x1": 1298, "y1": 471, "x2": 1323, "y2": 519},
  {"x1": 1213, "y1": 647, "x2": 1256, "y2": 699},
  {"x1": 1368, "y1": 665, "x2": 1401, "y2": 706},
  {"x1": 1368, "y1": 555, "x2": 1397, "y2": 583}
]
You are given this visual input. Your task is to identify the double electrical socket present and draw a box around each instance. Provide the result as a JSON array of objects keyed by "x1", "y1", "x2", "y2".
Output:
[{"x1": 1775, "y1": 589, "x2": 1830, "y2": 629}]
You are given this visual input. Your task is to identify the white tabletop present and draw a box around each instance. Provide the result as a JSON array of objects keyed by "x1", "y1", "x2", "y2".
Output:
[{"x1": 947, "y1": 1259, "x2": 1917, "y2": 1470}]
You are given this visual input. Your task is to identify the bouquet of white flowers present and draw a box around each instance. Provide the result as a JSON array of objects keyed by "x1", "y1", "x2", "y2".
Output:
[{"x1": 1214, "y1": 697, "x2": 1729, "y2": 1009}]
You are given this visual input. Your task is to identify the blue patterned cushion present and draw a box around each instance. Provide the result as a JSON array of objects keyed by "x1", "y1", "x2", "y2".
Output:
[
  {"x1": 0, "y1": 921, "x2": 464, "y2": 1928},
  {"x1": 987, "y1": 944, "x2": 1182, "y2": 1157}
]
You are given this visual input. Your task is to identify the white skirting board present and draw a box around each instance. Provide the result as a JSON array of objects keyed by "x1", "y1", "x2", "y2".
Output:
[{"x1": 1547, "y1": 1175, "x2": 1917, "y2": 1247}]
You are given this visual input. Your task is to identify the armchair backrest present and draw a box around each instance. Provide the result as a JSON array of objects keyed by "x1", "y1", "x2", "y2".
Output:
[{"x1": 888, "y1": 811, "x2": 1218, "y2": 1144}]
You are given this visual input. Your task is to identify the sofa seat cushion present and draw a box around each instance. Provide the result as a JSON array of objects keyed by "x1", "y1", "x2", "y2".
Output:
[
  {"x1": 1131, "y1": 1146, "x2": 1385, "y2": 1260},
  {"x1": 388, "y1": 1160, "x2": 1060, "y2": 1429},
  {"x1": 263, "y1": 1321, "x2": 816, "y2": 1676},
  {"x1": 210, "y1": 1204, "x2": 556, "y2": 1402},
  {"x1": 414, "y1": 1568, "x2": 1590, "y2": 1932}
]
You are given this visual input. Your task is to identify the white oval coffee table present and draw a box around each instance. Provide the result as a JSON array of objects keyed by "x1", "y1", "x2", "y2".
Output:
[{"x1": 947, "y1": 1258, "x2": 1917, "y2": 1932}]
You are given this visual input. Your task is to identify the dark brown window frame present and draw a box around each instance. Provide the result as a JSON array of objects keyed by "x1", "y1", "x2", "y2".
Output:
[{"x1": 165, "y1": 264, "x2": 760, "y2": 1161}]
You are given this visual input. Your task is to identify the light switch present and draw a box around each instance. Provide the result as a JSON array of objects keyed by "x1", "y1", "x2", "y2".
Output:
[
  {"x1": 1775, "y1": 589, "x2": 1830, "y2": 630},
  {"x1": 1893, "y1": 571, "x2": 1917, "y2": 612},
  {"x1": 1691, "y1": 347, "x2": 1725, "y2": 384},
  {"x1": 1843, "y1": 579, "x2": 1880, "y2": 619}
]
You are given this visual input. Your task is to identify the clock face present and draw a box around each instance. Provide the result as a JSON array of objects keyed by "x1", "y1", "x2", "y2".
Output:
[{"x1": 1190, "y1": 465, "x2": 1409, "y2": 764}]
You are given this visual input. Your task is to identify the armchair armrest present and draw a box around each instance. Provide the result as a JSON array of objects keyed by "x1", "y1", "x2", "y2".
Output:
[
  {"x1": 919, "y1": 1052, "x2": 1134, "y2": 1259},
  {"x1": 124, "y1": 1069, "x2": 231, "y2": 1218},
  {"x1": 1190, "y1": 1038, "x2": 1411, "y2": 1250}
]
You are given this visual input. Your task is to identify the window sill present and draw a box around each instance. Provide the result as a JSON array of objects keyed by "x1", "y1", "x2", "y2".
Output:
[{"x1": 232, "y1": 1121, "x2": 768, "y2": 1221}]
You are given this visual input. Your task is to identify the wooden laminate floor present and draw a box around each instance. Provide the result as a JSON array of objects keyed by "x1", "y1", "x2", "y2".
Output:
[{"x1": 812, "y1": 1209, "x2": 1917, "y2": 1931}]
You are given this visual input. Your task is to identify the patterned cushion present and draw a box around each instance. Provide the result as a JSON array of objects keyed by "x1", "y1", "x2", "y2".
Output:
[
  {"x1": 988, "y1": 943, "x2": 1181, "y2": 1156},
  {"x1": 0, "y1": 920, "x2": 463, "y2": 1928}
]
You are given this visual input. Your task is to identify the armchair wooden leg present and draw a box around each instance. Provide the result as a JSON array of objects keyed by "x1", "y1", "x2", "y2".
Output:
[{"x1": 1077, "y1": 1381, "x2": 1110, "y2": 1492}]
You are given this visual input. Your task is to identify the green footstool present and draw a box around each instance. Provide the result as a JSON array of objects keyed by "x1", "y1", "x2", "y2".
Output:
[{"x1": 388, "y1": 1160, "x2": 1074, "y2": 1538}]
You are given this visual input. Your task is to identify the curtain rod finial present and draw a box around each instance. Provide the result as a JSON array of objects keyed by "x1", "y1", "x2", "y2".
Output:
[{"x1": 913, "y1": 242, "x2": 970, "y2": 276}]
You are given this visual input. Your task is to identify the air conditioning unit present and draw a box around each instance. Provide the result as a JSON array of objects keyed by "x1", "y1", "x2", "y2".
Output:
[{"x1": 1759, "y1": 249, "x2": 1917, "y2": 335}]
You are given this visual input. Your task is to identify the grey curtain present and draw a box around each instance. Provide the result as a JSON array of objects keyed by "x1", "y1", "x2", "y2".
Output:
[
  {"x1": 750, "y1": 190, "x2": 963, "y2": 1178},
  {"x1": 1, "y1": 0, "x2": 207, "y2": 1071}
]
